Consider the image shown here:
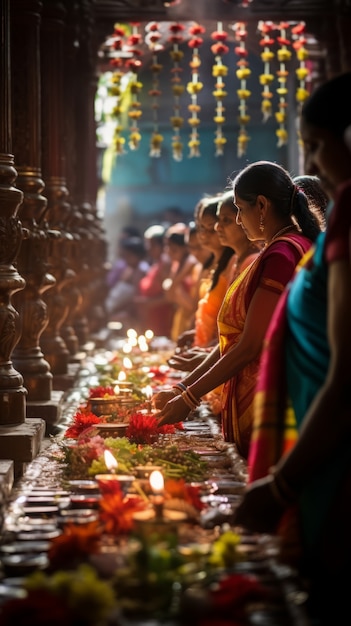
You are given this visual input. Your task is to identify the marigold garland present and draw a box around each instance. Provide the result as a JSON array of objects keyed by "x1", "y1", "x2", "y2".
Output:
[
  {"x1": 168, "y1": 22, "x2": 186, "y2": 161},
  {"x1": 258, "y1": 20, "x2": 275, "y2": 122},
  {"x1": 187, "y1": 23, "x2": 206, "y2": 157},
  {"x1": 145, "y1": 21, "x2": 164, "y2": 157},
  {"x1": 125, "y1": 22, "x2": 143, "y2": 150},
  {"x1": 211, "y1": 22, "x2": 229, "y2": 156},
  {"x1": 275, "y1": 22, "x2": 292, "y2": 147},
  {"x1": 108, "y1": 25, "x2": 127, "y2": 155},
  {"x1": 291, "y1": 21, "x2": 310, "y2": 108},
  {"x1": 233, "y1": 22, "x2": 251, "y2": 157}
]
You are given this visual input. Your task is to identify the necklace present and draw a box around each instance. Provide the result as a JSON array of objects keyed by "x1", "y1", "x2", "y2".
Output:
[{"x1": 270, "y1": 224, "x2": 296, "y2": 241}]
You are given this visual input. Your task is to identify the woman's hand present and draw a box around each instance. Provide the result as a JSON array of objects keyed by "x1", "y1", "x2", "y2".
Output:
[
  {"x1": 152, "y1": 388, "x2": 178, "y2": 410},
  {"x1": 155, "y1": 394, "x2": 191, "y2": 426},
  {"x1": 232, "y1": 477, "x2": 286, "y2": 534}
]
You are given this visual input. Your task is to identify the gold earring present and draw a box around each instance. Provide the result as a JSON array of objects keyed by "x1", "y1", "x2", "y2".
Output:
[{"x1": 259, "y1": 215, "x2": 264, "y2": 233}]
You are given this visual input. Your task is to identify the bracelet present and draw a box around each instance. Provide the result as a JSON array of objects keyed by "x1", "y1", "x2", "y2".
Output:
[
  {"x1": 174, "y1": 382, "x2": 187, "y2": 392},
  {"x1": 181, "y1": 388, "x2": 200, "y2": 410},
  {"x1": 181, "y1": 391, "x2": 196, "y2": 410},
  {"x1": 186, "y1": 387, "x2": 201, "y2": 407},
  {"x1": 268, "y1": 466, "x2": 298, "y2": 503}
]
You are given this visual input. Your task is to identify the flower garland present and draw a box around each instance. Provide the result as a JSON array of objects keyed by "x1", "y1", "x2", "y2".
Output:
[
  {"x1": 275, "y1": 22, "x2": 292, "y2": 148},
  {"x1": 211, "y1": 22, "x2": 229, "y2": 156},
  {"x1": 257, "y1": 21, "x2": 275, "y2": 122},
  {"x1": 233, "y1": 22, "x2": 251, "y2": 157},
  {"x1": 125, "y1": 22, "x2": 143, "y2": 150},
  {"x1": 168, "y1": 22, "x2": 186, "y2": 161},
  {"x1": 108, "y1": 25, "x2": 128, "y2": 155},
  {"x1": 145, "y1": 22, "x2": 164, "y2": 158},
  {"x1": 291, "y1": 21, "x2": 310, "y2": 109},
  {"x1": 187, "y1": 22, "x2": 206, "y2": 158}
]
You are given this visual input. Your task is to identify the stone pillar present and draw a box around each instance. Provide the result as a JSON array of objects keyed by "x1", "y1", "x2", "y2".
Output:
[
  {"x1": 10, "y1": 0, "x2": 57, "y2": 408},
  {"x1": 0, "y1": 0, "x2": 44, "y2": 479}
]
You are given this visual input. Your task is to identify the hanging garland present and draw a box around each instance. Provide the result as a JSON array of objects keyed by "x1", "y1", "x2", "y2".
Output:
[
  {"x1": 291, "y1": 22, "x2": 310, "y2": 108},
  {"x1": 233, "y1": 22, "x2": 251, "y2": 158},
  {"x1": 275, "y1": 22, "x2": 292, "y2": 148},
  {"x1": 145, "y1": 22, "x2": 164, "y2": 158},
  {"x1": 125, "y1": 22, "x2": 144, "y2": 150},
  {"x1": 187, "y1": 23, "x2": 206, "y2": 158},
  {"x1": 257, "y1": 21, "x2": 275, "y2": 122},
  {"x1": 168, "y1": 22, "x2": 186, "y2": 162},
  {"x1": 211, "y1": 21, "x2": 229, "y2": 156},
  {"x1": 109, "y1": 25, "x2": 128, "y2": 155}
]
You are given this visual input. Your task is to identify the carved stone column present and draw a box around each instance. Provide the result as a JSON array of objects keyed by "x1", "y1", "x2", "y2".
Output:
[
  {"x1": 10, "y1": 0, "x2": 57, "y2": 412},
  {"x1": 0, "y1": 0, "x2": 44, "y2": 478}
]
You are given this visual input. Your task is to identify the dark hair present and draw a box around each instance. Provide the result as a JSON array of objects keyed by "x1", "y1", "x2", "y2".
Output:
[
  {"x1": 301, "y1": 72, "x2": 351, "y2": 139},
  {"x1": 293, "y1": 175, "x2": 328, "y2": 229},
  {"x1": 119, "y1": 236, "x2": 146, "y2": 258},
  {"x1": 232, "y1": 161, "x2": 321, "y2": 242}
]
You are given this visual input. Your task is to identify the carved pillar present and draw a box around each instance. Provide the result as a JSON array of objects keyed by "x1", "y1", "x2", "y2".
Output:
[
  {"x1": 10, "y1": 0, "x2": 56, "y2": 402},
  {"x1": 0, "y1": 0, "x2": 44, "y2": 477},
  {"x1": 40, "y1": 0, "x2": 72, "y2": 376}
]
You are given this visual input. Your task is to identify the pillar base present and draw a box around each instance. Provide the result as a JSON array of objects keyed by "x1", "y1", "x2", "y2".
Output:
[
  {"x1": 52, "y1": 362, "x2": 80, "y2": 391},
  {"x1": 26, "y1": 390, "x2": 64, "y2": 435},
  {"x1": 0, "y1": 418, "x2": 45, "y2": 479}
]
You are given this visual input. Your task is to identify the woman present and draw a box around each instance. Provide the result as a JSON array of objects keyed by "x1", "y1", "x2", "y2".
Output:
[
  {"x1": 232, "y1": 72, "x2": 351, "y2": 625},
  {"x1": 154, "y1": 161, "x2": 321, "y2": 458}
]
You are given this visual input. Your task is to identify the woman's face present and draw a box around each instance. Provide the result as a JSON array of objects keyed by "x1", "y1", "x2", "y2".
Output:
[
  {"x1": 300, "y1": 117, "x2": 351, "y2": 199},
  {"x1": 233, "y1": 193, "x2": 261, "y2": 241},
  {"x1": 197, "y1": 212, "x2": 223, "y2": 254},
  {"x1": 216, "y1": 202, "x2": 246, "y2": 249}
]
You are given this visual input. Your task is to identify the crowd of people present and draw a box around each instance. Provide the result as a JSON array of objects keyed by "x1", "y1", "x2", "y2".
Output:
[{"x1": 106, "y1": 72, "x2": 351, "y2": 626}]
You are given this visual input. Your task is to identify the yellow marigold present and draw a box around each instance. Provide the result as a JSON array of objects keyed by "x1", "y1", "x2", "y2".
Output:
[
  {"x1": 170, "y1": 116, "x2": 184, "y2": 128},
  {"x1": 128, "y1": 110, "x2": 142, "y2": 119},
  {"x1": 187, "y1": 81, "x2": 203, "y2": 94},
  {"x1": 296, "y1": 87, "x2": 310, "y2": 102},
  {"x1": 188, "y1": 104, "x2": 201, "y2": 112},
  {"x1": 259, "y1": 73, "x2": 274, "y2": 85},
  {"x1": 130, "y1": 101, "x2": 141, "y2": 108},
  {"x1": 213, "y1": 89, "x2": 228, "y2": 98},
  {"x1": 129, "y1": 131, "x2": 141, "y2": 141},
  {"x1": 297, "y1": 47, "x2": 309, "y2": 61},
  {"x1": 130, "y1": 81, "x2": 143, "y2": 93},
  {"x1": 214, "y1": 137, "x2": 227, "y2": 145},
  {"x1": 277, "y1": 49, "x2": 292, "y2": 62},
  {"x1": 276, "y1": 128, "x2": 288, "y2": 142},
  {"x1": 151, "y1": 133, "x2": 163, "y2": 145},
  {"x1": 236, "y1": 68, "x2": 251, "y2": 80},
  {"x1": 171, "y1": 85, "x2": 185, "y2": 96},
  {"x1": 212, "y1": 64, "x2": 229, "y2": 77},
  {"x1": 276, "y1": 87, "x2": 288, "y2": 95},
  {"x1": 189, "y1": 57, "x2": 201, "y2": 69},
  {"x1": 275, "y1": 111, "x2": 286, "y2": 123},
  {"x1": 114, "y1": 124, "x2": 123, "y2": 132},
  {"x1": 238, "y1": 114, "x2": 250, "y2": 124},
  {"x1": 188, "y1": 139, "x2": 200, "y2": 147},
  {"x1": 261, "y1": 99, "x2": 272, "y2": 113},
  {"x1": 296, "y1": 67, "x2": 309, "y2": 80},
  {"x1": 115, "y1": 137, "x2": 125, "y2": 145},
  {"x1": 261, "y1": 90, "x2": 273, "y2": 98},
  {"x1": 151, "y1": 63, "x2": 163, "y2": 72},
  {"x1": 170, "y1": 50, "x2": 184, "y2": 61},
  {"x1": 277, "y1": 76, "x2": 287, "y2": 85},
  {"x1": 237, "y1": 89, "x2": 251, "y2": 99},
  {"x1": 188, "y1": 117, "x2": 200, "y2": 126},
  {"x1": 261, "y1": 50, "x2": 274, "y2": 62},
  {"x1": 214, "y1": 115, "x2": 226, "y2": 124},
  {"x1": 172, "y1": 140, "x2": 183, "y2": 149},
  {"x1": 109, "y1": 86, "x2": 121, "y2": 97},
  {"x1": 112, "y1": 106, "x2": 122, "y2": 116},
  {"x1": 111, "y1": 72, "x2": 123, "y2": 83}
]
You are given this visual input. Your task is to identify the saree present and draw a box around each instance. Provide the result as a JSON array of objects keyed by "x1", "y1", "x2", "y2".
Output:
[{"x1": 217, "y1": 233, "x2": 311, "y2": 458}]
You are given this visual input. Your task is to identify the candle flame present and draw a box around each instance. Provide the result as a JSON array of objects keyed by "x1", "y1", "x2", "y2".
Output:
[
  {"x1": 149, "y1": 470, "x2": 164, "y2": 494},
  {"x1": 113, "y1": 384, "x2": 120, "y2": 395},
  {"x1": 118, "y1": 370, "x2": 127, "y2": 382},
  {"x1": 104, "y1": 450, "x2": 118, "y2": 472},
  {"x1": 123, "y1": 357, "x2": 133, "y2": 370},
  {"x1": 144, "y1": 385, "x2": 153, "y2": 400}
]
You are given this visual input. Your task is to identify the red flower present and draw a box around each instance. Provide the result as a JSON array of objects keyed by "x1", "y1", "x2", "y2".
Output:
[
  {"x1": 89, "y1": 386, "x2": 115, "y2": 399},
  {"x1": 64, "y1": 410, "x2": 101, "y2": 439},
  {"x1": 125, "y1": 412, "x2": 182, "y2": 444},
  {"x1": 99, "y1": 492, "x2": 146, "y2": 534},
  {"x1": 165, "y1": 478, "x2": 205, "y2": 511},
  {"x1": 48, "y1": 521, "x2": 101, "y2": 570},
  {"x1": 211, "y1": 42, "x2": 229, "y2": 56}
]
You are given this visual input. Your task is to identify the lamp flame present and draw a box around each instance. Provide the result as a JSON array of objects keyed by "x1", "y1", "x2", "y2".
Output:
[
  {"x1": 104, "y1": 450, "x2": 118, "y2": 473},
  {"x1": 149, "y1": 470, "x2": 164, "y2": 494}
]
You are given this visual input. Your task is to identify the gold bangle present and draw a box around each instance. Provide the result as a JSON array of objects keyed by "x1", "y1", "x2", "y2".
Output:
[{"x1": 186, "y1": 387, "x2": 200, "y2": 407}]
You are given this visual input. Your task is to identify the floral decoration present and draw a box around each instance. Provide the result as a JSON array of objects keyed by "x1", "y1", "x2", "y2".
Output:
[
  {"x1": 233, "y1": 22, "x2": 251, "y2": 157},
  {"x1": 168, "y1": 22, "x2": 186, "y2": 161},
  {"x1": 108, "y1": 24, "x2": 127, "y2": 155},
  {"x1": 164, "y1": 477, "x2": 204, "y2": 511},
  {"x1": 275, "y1": 22, "x2": 292, "y2": 147},
  {"x1": 125, "y1": 22, "x2": 143, "y2": 150},
  {"x1": 125, "y1": 411, "x2": 183, "y2": 444},
  {"x1": 145, "y1": 22, "x2": 164, "y2": 157},
  {"x1": 187, "y1": 22, "x2": 206, "y2": 157},
  {"x1": 291, "y1": 21, "x2": 310, "y2": 108},
  {"x1": 99, "y1": 486, "x2": 147, "y2": 535},
  {"x1": 64, "y1": 408, "x2": 102, "y2": 439},
  {"x1": 47, "y1": 521, "x2": 102, "y2": 570},
  {"x1": 211, "y1": 22, "x2": 229, "y2": 156},
  {"x1": 258, "y1": 20, "x2": 275, "y2": 122}
]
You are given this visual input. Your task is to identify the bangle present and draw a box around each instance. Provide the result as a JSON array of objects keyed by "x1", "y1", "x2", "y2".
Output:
[
  {"x1": 181, "y1": 388, "x2": 200, "y2": 410},
  {"x1": 174, "y1": 382, "x2": 187, "y2": 392},
  {"x1": 269, "y1": 466, "x2": 298, "y2": 503},
  {"x1": 186, "y1": 387, "x2": 201, "y2": 407}
]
